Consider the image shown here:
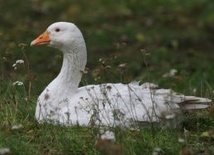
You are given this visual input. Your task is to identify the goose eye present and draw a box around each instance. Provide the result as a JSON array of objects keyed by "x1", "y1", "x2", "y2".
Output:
[{"x1": 55, "y1": 28, "x2": 60, "y2": 32}]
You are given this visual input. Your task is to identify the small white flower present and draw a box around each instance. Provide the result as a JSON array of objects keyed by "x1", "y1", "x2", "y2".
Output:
[
  {"x1": 153, "y1": 147, "x2": 162, "y2": 152},
  {"x1": 16, "y1": 59, "x2": 24, "y2": 64},
  {"x1": 178, "y1": 137, "x2": 185, "y2": 143},
  {"x1": 11, "y1": 124, "x2": 23, "y2": 130},
  {"x1": 13, "y1": 81, "x2": 23, "y2": 86},
  {"x1": 163, "y1": 69, "x2": 177, "y2": 78},
  {"x1": 99, "y1": 58, "x2": 102, "y2": 62},
  {"x1": 105, "y1": 65, "x2": 111, "y2": 68},
  {"x1": 118, "y1": 63, "x2": 127, "y2": 68},
  {"x1": 152, "y1": 147, "x2": 162, "y2": 155},
  {"x1": 0, "y1": 148, "x2": 10, "y2": 154},
  {"x1": 12, "y1": 59, "x2": 24, "y2": 69}
]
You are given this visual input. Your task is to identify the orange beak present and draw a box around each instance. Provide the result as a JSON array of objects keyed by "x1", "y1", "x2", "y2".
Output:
[{"x1": 30, "y1": 31, "x2": 50, "y2": 46}]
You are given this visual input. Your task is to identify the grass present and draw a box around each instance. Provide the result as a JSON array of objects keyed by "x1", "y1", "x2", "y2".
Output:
[{"x1": 0, "y1": 0, "x2": 214, "y2": 154}]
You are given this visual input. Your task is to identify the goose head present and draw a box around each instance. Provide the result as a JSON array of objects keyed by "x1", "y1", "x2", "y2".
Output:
[
  {"x1": 31, "y1": 22, "x2": 87, "y2": 54},
  {"x1": 30, "y1": 22, "x2": 87, "y2": 91}
]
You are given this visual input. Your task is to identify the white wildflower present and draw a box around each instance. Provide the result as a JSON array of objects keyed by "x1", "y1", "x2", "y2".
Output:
[
  {"x1": 24, "y1": 97, "x2": 28, "y2": 101},
  {"x1": 152, "y1": 152, "x2": 159, "y2": 155},
  {"x1": 0, "y1": 148, "x2": 10, "y2": 155},
  {"x1": 12, "y1": 59, "x2": 24, "y2": 70},
  {"x1": 105, "y1": 65, "x2": 111, "y2": 68},
  {"x1": 178, "y1": 137, "x2": 185, "y2": 143},
  {"x1": 118, "y1": 63, "x2": 127, "y2": 68},
  {"x1": 12, "y1": 63, "x2": 17, "y2": 68},
  {"x1": 16, "y1": 59, "x2": 24, "y2": 64},
  {"x1": 162, "y1": 69, "x2": 177, "y2": 78},
  {"x1": 12, "y1": 81, "x2": 23, "y2": 86},
  {"x1": 11, "y1": 124, "x2": 23, "y2": 130},
  {"x1": 152, "y1": 147, "x2": 162, "y2": 155},
  {"x1": 99, "y1": 58, "x2": 102, "y2": 62},
  {"x1": 153, "y1": 147, "x2": 162, "y2": 152}
]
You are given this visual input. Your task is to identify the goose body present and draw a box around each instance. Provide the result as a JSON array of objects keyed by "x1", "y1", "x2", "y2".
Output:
[{"x1": 31, "y1": 22, "x2": 211, "y2": 127}]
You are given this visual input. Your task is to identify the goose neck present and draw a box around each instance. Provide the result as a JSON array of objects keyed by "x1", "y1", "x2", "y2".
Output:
[{"x1": 56, "y1": 51, "x2": 85, "y2": 91}]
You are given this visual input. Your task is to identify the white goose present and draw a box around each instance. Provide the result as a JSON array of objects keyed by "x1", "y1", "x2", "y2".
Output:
[{"x1": 31, "y1": 22, "x2": 211, "y2": 128}]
